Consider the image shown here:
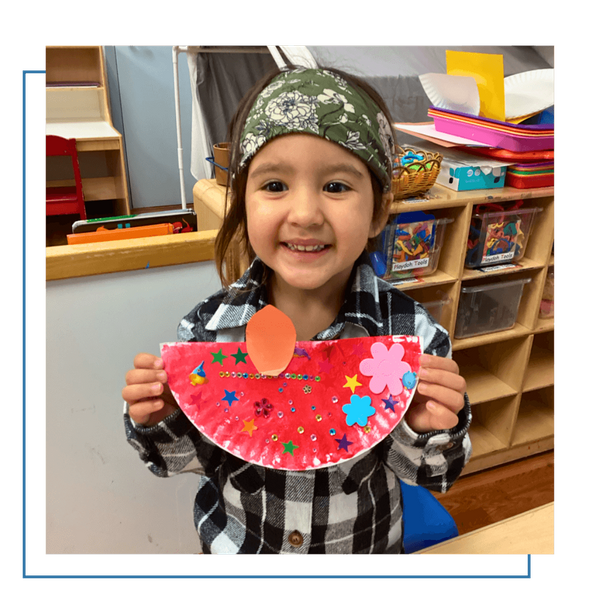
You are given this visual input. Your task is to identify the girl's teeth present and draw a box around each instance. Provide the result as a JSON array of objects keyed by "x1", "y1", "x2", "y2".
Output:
[{"x1": 286, "y1": 243, "x2": 325, "y2": 252}]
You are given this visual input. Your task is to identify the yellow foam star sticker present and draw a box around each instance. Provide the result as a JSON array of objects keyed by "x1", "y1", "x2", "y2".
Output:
[
  {"x1": 241, "y1": 419, "x2": 258, "y2": 437},
  {"x1": 343, "y1": 374, "x2": 362, "y2": 394}
]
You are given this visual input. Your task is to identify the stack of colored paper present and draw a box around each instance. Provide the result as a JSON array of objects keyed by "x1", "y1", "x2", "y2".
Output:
[
  {"x1": 394, "y1": 51, "x2": 554, "y2": 190},
  {"x1": 506, "y1": 161, "x2": 554, "y2": 189},
  {"x1": 427, "y1": 107, "x2": 553, "y2": 153}
]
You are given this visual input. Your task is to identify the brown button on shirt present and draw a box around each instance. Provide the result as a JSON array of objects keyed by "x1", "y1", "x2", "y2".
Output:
[{"x1": 288, "y1": 531, "x2": 304, "y2": 547}]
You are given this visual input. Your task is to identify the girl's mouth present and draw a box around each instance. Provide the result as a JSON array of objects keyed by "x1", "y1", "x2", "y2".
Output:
[{"x1": 283, "y1": 243, "x2": 329, "y2": 253}]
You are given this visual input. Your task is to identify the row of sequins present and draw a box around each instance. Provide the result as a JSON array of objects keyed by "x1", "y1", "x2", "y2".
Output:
[{"x1": 220, "y1": 371, "x2": 321, "y2": 382}]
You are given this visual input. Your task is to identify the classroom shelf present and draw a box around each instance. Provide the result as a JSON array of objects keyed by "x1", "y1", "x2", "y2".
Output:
[
  {"x1": 46, "y1": 46, "x2": 131, "y2": 239},
  {"x1": 193, "y1": 175, "x2": 555, "y2": 474}
]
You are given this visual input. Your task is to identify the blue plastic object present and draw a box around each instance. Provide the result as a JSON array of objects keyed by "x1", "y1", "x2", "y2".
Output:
[
  {"x1": 369, "y1": 251, "x2": 387, "y2": 277},
  {"x1": 400, "y1": 480, "x2": 458, "y2": 553}
]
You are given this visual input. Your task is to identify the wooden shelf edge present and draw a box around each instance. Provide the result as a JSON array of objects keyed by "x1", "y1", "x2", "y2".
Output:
[
  {"x1": 452, "y1": 323, "x2": 531, "y2": 350},
  {"x1": 46, "y1": 230, "x2": 217, "y2": 281},
  {"x1": 462, "y1": 436, "x2": 554, "y2": 475}
]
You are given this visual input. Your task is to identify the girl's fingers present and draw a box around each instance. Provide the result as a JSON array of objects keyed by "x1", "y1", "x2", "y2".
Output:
[
  {"x1": 405, "y1": 400, "x2": 459, "y2": 433},
  {"x1": 122, "y1": 381, "x2": 164, "y2": 405},
  {"x1": 418, "y1": 366, "x2": 466, "y2": 395},
  {"x1": 416, "y1": 381, "x2": 464, "y2": 414},
  {"x1": 417, "y1": 356, "x2": 467, "y2": 415},
  {"x1": 124, "y1": 367, "x2": 167, "y2": 387},
  {"x1": 419, "y1": 353, "x2": 459, "y2": 374},
  {"x1": 128, "y1": 398, "x2": 165, "y2": 425},
  {"x1": 133, "y1": 353, "x2": 163, "y2": 370},
  {"x1": 123, "y1": 353, "x2": 176, "y2": 427}
]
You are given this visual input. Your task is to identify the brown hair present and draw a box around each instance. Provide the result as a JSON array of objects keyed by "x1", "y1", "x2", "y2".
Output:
[{"x1": 214, "y1": 65, "x2": 397, "y2": 287}]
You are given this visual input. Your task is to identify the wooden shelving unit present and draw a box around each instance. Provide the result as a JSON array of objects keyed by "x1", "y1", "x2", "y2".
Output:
[
  {"x1": 392, "y1": 184, "x2": 554, "y2": 474},
  {"x1": 46, "y1": 46, "x2": 130, "y2": 220},
  {"x1": 193, "y1": 179, "x2": 554, "y2": 474}
]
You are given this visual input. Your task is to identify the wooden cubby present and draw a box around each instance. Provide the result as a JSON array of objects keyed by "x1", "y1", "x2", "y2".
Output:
[
  {"x1": 391, "y1": 186, "x2": 554, "y2": 473},
  {"x1": 46, "y1": 46, "x2": 131, "y2": 233},
  {"x1": 192, "y1": 179, "x2": 555, "y2": 474}
]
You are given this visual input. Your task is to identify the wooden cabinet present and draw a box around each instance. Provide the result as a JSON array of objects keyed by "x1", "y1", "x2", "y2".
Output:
[
  {"x1": 392, "y1": 185, "x2": 554, "y2": 473},
  {"x1": 46, "y1": 46, "x2": 130, "y2": 218},
  {"x1": 193, "y1": 179, "x2": 554, "y2": 474}
]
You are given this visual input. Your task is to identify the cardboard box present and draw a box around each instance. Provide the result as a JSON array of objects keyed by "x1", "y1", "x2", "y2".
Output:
[
  {"x1": 403, "y1": 142, "x2": 512, "y2": 192},
  {"x1": 439, "y1": 159, "x2": 506, "y2": 191}
]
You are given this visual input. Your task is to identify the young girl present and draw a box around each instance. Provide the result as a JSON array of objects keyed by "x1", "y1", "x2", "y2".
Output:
[{"x1": 122, "y1": 66, "x2": 471, "y2": 554}]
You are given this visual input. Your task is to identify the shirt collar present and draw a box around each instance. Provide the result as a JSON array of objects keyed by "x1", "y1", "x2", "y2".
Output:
[{"x1": 205, "y1": 251, "x2": 382, "y2": 339}]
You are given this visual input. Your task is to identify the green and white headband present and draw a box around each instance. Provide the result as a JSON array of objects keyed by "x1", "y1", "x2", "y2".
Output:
[{"x1": 239, "y1": 68, "x2": 395, "y2": 192}]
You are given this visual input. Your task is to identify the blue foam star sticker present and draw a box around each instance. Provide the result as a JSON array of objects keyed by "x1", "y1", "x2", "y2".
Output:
[
  {"x1": 342, "y1": 394, "x2": 376, "y2": 427},
  {"x1": 335, "y1": 433, "x2": 354, "y2": 452},
  {"x1": 222, "y1": 390, "x2": 239, "y2": 407},
  {"x1": 382, "y1": 394, "x2": 399, "y2": 413}
]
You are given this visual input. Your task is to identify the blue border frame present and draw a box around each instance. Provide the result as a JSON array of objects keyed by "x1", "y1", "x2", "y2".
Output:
[
  {"x1": 26, "y1": 68, "x2": 532, "y2": 579},
  {"x1": 19, "y1": 69, "x2": 45, "y2": 581}
]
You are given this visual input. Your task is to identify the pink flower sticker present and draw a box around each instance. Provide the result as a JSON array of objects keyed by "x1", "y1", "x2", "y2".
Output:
[{"x1": 359, "y1": 342, "x2": 411, "y2": 396}]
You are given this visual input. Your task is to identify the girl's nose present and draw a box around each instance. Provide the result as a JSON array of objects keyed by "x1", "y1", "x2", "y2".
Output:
[{"x1": 287, "y1": 186, "x2": 324, "y2": 228}]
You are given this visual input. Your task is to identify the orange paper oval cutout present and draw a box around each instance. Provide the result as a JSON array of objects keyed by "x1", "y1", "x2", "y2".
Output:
[{"x1": 246, "y1": 305, "x2": 297, "y2": 376}]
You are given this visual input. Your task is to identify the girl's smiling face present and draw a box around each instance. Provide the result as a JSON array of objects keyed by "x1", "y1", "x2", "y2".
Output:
[{"x1": 245, "y1": 134, "x2": 389, "y2": 303}]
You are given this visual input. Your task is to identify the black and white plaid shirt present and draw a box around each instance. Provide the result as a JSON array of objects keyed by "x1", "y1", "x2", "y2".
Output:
[{"x1": 124, "y1": 252, "x2": 472, "y2": 554}]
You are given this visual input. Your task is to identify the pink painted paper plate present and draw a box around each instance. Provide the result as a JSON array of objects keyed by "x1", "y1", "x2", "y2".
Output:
[{"x1": 161, "y1": 334, "x2": 422, "y2": 471}]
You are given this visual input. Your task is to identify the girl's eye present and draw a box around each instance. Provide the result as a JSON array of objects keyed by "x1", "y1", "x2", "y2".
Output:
[
  {"x1": 263, "y1": 181, "x2": 287, "y2": 193},
  {"x1": 324, "y1": 181, "x2": 350, "y2": 193}
]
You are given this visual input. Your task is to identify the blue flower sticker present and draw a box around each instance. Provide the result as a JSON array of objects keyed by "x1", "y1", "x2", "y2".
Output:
[{"x1": 342, "y1": 394, "x2": 376, "y2": 427}]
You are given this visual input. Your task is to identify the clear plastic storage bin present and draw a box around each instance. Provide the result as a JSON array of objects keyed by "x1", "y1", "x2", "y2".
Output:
[
  {"x1": 455, "y1": 278, "x2": 531, "y2": 339},
  {"x1": 377, "y1": 213, "x2": 453, "y2": 281},
  {"x1": 465, "y1": 206, "x2": 542, "y2": 269},
  {"x1": 422, "y1": 295, "x2": 451, "y2": 324}
]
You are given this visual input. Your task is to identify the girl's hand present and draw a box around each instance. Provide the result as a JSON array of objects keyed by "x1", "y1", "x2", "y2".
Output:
[
  {"x1": 404, "y1": 354, "x2": 466, "y2": 434},
  {"x1": 122, "y1": 353, "x2": 178, "y2": 427}
]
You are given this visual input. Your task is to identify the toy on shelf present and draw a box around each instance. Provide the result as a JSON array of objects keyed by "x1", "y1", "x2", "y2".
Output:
[
  {"x1": 67, "y1": 222, "x2": 174, "y2": 245},
  {"x1": 465, "y1": 201, "x2": 542, "y2": 269},
  {"x1": 390, "y1": 146, "x2": 442, "y2": 200},
  {"x1": 372, "y1": 211, "x2": 453, "y2": 281}
]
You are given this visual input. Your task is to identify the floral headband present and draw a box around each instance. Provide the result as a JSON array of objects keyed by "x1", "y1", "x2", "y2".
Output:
[{"x1": 239, "y1": 68, "x2": 395, "y2": 192}]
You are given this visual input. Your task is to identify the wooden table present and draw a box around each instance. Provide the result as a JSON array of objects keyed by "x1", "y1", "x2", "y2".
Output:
[{"x1": 417, "y1": 502, "x2": 554, "y2": 554}]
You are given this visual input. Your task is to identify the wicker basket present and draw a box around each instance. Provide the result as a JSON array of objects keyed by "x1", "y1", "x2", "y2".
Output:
[{"x1": 390, "y1": 146, "x2": 442, "y2": 200}]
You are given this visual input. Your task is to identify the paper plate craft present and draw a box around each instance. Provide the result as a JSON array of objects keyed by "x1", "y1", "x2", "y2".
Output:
[{"x1": 161, "y1": 306, "x2": 422, "y2": 471}]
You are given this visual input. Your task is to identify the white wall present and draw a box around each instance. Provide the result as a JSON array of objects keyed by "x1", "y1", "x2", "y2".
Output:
[{"x1": 46, "y1": 261, "x2": 222, "y2": 553}]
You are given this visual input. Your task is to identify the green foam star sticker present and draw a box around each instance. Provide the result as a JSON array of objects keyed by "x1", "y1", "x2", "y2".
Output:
[
  {"x1": 211, "y1": 349, "x2": 227, "y2": 366},
  {"x1": 232, "y1": 347, "x2": 249, "y2": 365},
  {"x1": 281, "y1": 440, "x2": 299, "y2": 456}
]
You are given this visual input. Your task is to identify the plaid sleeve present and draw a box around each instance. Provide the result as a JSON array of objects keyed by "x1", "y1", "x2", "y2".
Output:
[
  {"x1": 381, "y1": 394, "x2": 472, "y2": 493},
  {"x1": 381, "y1": 290, "x2": 472, "y2": 493},
  {"x1": 124, "y1": 404, "x2": 223, "y2": 478}
]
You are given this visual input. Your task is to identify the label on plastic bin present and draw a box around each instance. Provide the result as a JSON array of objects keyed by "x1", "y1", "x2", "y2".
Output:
[
  {"x1": 477, "y1": 263, "x2": 521, "y2": 273},
  {"x1": 392, "y1": 257, "x2": 430, "y2": 271},
  {"x1": 480, "y1": 250, "x2": 516, "y2": 265}
]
